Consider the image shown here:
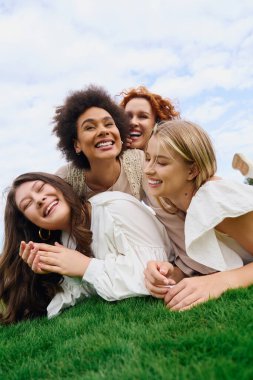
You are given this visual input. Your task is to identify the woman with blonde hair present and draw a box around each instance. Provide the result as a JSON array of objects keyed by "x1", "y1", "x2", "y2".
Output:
[
  {"x1": 120, "y1": 86, "x2": 180, "y2": 150},
  {"x1": 144, "y1": 120, "x2": 253, "y2": 311}
]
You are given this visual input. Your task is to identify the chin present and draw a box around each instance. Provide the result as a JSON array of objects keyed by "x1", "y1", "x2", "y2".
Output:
[{"x1": 131, "y1": 141, "x2": 144, "y2": 150}]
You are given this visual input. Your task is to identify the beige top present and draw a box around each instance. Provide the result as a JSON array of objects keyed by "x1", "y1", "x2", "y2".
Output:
[{"x1": 56, "y1": 149, "x2": 214, "y2": 276}]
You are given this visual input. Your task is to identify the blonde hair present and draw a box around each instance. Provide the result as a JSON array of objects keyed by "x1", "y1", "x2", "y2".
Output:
[{"x1": 153, "y1": 119, "x2": 217, "y2": 191}]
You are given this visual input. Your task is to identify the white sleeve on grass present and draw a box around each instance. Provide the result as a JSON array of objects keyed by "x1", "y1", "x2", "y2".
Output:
[
  {"x1": 47, "y1": 276, "x2": 95, "y2": 319},
  {"x1": 82, "y1": 191, "x2": 173, "y2": 301}
]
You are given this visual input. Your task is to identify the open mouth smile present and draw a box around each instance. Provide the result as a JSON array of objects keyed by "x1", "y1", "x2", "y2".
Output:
[
  {"x1": 129, "y1": 130, "x2": 142, "y2": 139},
  {"x1": 148, "y1": 179, "x2": 162, "y2": 187},
  {"x1": 95, "y1": 140, "x2": 115, "y2": 148},
  {"x1": 43, "y1": 200, "x2": 58, "y2": 217}
]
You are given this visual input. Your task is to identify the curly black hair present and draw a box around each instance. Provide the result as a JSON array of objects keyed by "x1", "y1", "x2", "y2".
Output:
[{"x1": 52, "y1": 85, "x2": 130, "y2": 169}]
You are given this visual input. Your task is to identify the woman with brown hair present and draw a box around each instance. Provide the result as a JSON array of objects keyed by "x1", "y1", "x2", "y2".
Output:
[{"x1": 0, "y1": 172, "x2": 173, "y2": 324}]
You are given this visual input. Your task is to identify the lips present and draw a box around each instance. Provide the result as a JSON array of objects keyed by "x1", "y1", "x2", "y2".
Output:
[
  {"x1": 43, "y1": 200, "x2": 58, "y2": 217},
  {"x1": 129, "y1": 129, "x2": 142, "y2": 139},
  {"x1": 95, "y1": 140, "x2": 114, "y2": 148},
  {"x1": 148, "y1": 178, "x2": 162, "y2": 186}
]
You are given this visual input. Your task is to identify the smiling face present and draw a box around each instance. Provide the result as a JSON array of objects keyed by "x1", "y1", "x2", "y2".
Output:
[
  {"x1": 144, "y1": 135, "x2": 195, "y2": 203},
  {"x1": 74, "y1": 107, "x2": 122, "y2": 164},
  {"x1": 15, "y1": 180, "x2": 71, "y2": 232},
  {"x1": 124, "y1": 97, "x2": 156, "y2": 149}
]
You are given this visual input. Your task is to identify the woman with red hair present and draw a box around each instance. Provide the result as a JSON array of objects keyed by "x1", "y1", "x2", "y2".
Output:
[{"x1": 120, "y1": 86, "x2": 180, "y2": 150}]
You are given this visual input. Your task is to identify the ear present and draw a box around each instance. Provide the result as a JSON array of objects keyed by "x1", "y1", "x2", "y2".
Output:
[
  {"x1": 74, "y1": 139, "x2": 81, "y2": 154},
  {"x1": 187, "y1": 163, "x2": 199, "y2": 181}
]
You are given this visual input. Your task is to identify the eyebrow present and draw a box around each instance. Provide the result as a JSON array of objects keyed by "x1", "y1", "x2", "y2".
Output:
[
  {"x1": 146, "y1": 153, "x2": 170, "y2": 160},
  {"x1": 81, "y1": 116, "x2": 113, "y2": 128}
]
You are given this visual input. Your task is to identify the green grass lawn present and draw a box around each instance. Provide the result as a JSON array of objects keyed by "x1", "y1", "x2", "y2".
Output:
[{"x1": 1, "y1": 287, "x2": 253, "y2": 380}]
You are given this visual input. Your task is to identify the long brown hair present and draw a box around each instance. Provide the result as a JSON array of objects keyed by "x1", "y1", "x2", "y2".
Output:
[{"x1": 0, "y1": 172, "x2": 92, "y2": 324}]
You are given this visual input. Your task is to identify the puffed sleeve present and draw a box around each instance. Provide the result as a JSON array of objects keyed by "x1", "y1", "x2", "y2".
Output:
[
  {"x1": 47, "y1": 276, "x2": 96, "y2": 319},
  {"x1": 82, "y1": 192, "x2": 173, "y2": 301}
]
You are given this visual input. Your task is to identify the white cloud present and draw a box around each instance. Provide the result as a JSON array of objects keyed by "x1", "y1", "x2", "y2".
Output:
[{"x1": 0, "y1": 0, "x2": 253, "y2": 242}]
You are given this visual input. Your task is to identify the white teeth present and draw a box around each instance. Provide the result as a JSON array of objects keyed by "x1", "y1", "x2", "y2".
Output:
[
  {"x1": 148, "y1": 179, "x2": 161, "y2": 185},
  {"x1": 96, "y1": 141, "x2": 113, "y2": 148},
  {"x1": 45, "y1": 201, "x2": 58, "y2": 216},
  {"x1": 129, "y1": 132, "x2": 141, "y2": 137}
]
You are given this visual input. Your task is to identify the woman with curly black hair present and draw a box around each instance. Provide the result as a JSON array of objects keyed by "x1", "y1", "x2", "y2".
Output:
[{"x1": 53, "y1": 84, "x2": 144, "y2": 200}]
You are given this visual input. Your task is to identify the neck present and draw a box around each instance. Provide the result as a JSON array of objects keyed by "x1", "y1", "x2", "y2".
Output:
[
  {"x1": 169, "y1": 183, "x2": 197, "y2": 213},
  {"x1": 85, "y1": 158, "x2": 121, "y2": 191}
]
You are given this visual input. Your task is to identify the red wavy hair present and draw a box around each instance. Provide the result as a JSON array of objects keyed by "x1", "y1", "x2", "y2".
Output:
[{"x1": 119, "y1": 86, "x2": 180, "y2": 122}]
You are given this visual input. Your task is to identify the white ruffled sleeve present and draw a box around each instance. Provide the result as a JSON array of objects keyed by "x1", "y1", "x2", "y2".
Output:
[
  {"x1": 83, "y1": 192, "x2": 172, "y2": 301},
  {"x1": 47, "y1": 276, "x2": 95, "y2": 319},
  {"x1": 185, "y1": 179, "x2": 253, "y2": 271}
]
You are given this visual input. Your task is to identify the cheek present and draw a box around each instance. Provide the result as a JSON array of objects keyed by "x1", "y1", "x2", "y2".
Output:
[
  {"x1": 24, "y1": 210, "x2": 38, "y2": 225},
  {"x1": 143, "y1": 120, "x2": 154, "y2": 133}
]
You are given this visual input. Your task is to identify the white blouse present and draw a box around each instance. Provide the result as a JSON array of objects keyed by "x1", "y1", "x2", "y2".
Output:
[
  {"x1": 47, "y1": 191, "x2": 173, "y2": 318},
  {"x1": 185, "y1": 179, "x2": 253, "y2": 272}
]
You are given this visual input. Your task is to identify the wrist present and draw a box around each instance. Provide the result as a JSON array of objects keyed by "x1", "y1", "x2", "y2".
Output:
[{"x1": 77, "y1": 256, "x2": 91, "y2": 277}]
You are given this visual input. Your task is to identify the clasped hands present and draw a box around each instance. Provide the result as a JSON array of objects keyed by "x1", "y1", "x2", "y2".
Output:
[{"x1": 19, "y1": 241, "x2": 91, "y2": 277}]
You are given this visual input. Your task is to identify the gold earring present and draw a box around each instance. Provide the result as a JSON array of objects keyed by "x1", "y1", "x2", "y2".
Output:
[{"x1": 39, "y1": 228, "x2": 51, "y2": 241}]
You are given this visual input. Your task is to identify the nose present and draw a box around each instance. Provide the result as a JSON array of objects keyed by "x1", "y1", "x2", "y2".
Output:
[
  {"x1": 144, "y1": 160, "x2": 155, "y2": 175},
  {"x1": 130, "y1": 115, "x2": 138, "y2": 127},
  {"x1": 36, "y1": 195, "x2": 47, "y2": 207},
  {"x1": 97, "y1": 124, "x2": 109, "y2": 136}
]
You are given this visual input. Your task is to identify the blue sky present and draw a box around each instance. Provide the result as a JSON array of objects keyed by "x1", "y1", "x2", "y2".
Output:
[{"x1": 0, "y1": 0, "x2": 253, "y2": 243}]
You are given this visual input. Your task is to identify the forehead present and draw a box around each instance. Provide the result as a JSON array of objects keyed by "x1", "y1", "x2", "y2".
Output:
[
  {"x1": 125, "y1": 97, "x2": 152, "y2": 113},
  {"x1": 15, "y1": 181, "x2": 36, "y2": 204},
  {"x1": 146, "y1": 135, "x2": 163, "y2": 154},
  {"x1": 78, "y1": 107, "x2": 113, "y2": 123},
  {"x1": 146, "y1": 135, "x2": 175, "y2": 158}
]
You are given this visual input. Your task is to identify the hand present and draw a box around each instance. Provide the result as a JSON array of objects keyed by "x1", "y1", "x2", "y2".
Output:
[
  {"x1": 35, "y1": 242, "x2": 91, "y2": 277},
  {"x1": 19, "y1": 241, "x2": 48, "y2": 274},
  {"x1": 126, "y1": 136, "x2": 133, "y2": 147},
  {"x1": 144, "y1": 261, "x2": 177, "y2": 299},
  {"x1": 164, "y1": 273, "x2": 230, "y2": 311}
]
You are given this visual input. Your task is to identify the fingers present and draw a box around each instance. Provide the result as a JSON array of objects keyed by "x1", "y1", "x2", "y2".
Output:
[
  {"x1": 37, "y1": 262, "x2": 61, "y2": 274},
  {"x1": 144, "y1": 261, "x2": 170, "y2": 286},
  {"x1": 34, "y1": 243, "x2": 61, "y2": 252},
  {"x1": 27, "y1": 246, "x2": 39, "y2": 268},
  {"x1": 31, "y1": 254, "x2": 48, "y2": 274},
  {"x1": 145, "y1": 278, "x2": 169, "y2": 299},
  {"x1": 126, "y1": 137, "x2": 133, "y2": 147},
  {"x1": 19, "y1": 241, "x2": 33, "y2": 262},
  {"x1": 164, "y1": 279, "x2": 205, "y2": 311},
  {"x1": 159, "y1": 262, "x2": 174, "y2": 277}
]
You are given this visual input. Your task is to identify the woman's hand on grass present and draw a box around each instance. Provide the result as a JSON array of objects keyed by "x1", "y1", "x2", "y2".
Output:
[
  {"x1": 164, "y1": 273, "x2": 230, "y2": 311},
  {"x1": 35, "y1": 242, "x2": 91, "y2": 277}
]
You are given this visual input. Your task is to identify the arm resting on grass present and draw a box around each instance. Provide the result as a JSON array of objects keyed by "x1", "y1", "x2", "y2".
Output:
[{"x1": 164, "y1": 262, "x2": 253, "y2": 311}]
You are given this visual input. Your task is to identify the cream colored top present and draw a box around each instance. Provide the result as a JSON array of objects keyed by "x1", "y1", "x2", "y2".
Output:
[{"x1": 47, "y1": 191, "x2": 173, "y2": 318}]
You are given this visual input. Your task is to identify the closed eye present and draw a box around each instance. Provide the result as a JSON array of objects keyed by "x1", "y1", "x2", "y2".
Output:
[
  {"x1": 84, "y1": 125, "x2": 95, "y2": 131},
  {"x1": 23, "y1": 200, "x2": 32, "y2": 211}
]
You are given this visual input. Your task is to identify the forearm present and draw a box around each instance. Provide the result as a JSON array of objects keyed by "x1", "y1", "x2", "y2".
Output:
[{"x1": 218, "y1": 262, "x2": 253, "y2": 290}]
